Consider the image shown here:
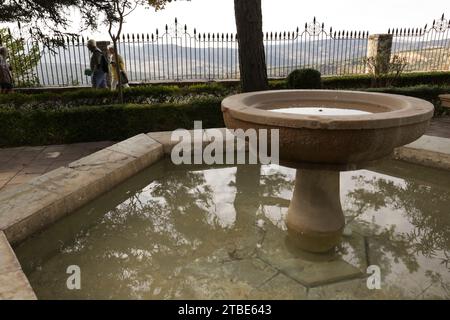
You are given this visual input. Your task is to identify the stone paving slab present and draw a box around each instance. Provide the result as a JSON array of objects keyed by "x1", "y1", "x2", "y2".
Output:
[
  {"x1": 259, "y1": 255, "x2": 363, "y2": 287},
  {"x1": 148, "y1": 128, "x2": 248, "y2": 157},
  {"x1": 0, "y1": 231, "x2": 36, "y2": 300},
  {"x1": 182, "y1": 255, "x2": 279, "y2": 299},
  {"x1": 0, "y1": 231, "x2": 21, "y2": 274},
  {"x1": 251, "y1": 273, "x2": 308, "y2": 299},
  {"x1": 394, "y1": 135, "x2": 450, "y2": 170},
  {"x1": 147, "y1": 129, "x2": 207, "y2": 155},
  {"x1": 0, "y1": 270, "x2": 37, "y2": 300},
  {"x1": 426, "y1": 116, "x2": 450, "y2": 139},
  {"x1": 0, "y1": 183, "x2": 65, "y2": 243},
  {"x1": 0, "y1": 141, "x2": 115, "y2": 192}
]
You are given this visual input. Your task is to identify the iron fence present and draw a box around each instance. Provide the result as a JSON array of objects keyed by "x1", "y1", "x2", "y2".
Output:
[
  {"x1": 389, "y1": 14, "x2": 450, "y2": 72},
  {"x1": 0, "y1": 15, "x2": 449, "y2": 87}
]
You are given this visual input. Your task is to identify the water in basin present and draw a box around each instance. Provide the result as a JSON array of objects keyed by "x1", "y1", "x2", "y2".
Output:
[
  {"x1": 14, "y1": 159, "x2": 450, "y2": 299},
  {"x1": 271, "y1": 107, "x2": 372, "y2": 116}
]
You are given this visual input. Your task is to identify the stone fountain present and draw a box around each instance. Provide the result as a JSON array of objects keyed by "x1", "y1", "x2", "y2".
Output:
[{"x1": 222, "y1": 90, "x2": 434, "y2": 252}]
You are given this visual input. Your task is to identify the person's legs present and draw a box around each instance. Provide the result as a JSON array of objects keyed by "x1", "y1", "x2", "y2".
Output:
[
  {"x1": 111, "y1": 79, "x2": 118, "y2": 91},
  {"x1": 98, "y1": 71, "x2": 107, "y2": 89},
  {"x1": 92, "y1": 70, "x2": 107, "y2": 89},
  {"x1": 91, "y1": 73, "x2": 97, "y2": 88}
]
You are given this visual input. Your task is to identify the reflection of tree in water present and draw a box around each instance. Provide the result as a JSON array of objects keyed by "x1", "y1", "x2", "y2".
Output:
[
  {"x1": 33, "y1": 164, "x2": 301, "y2": 298},
  {"x1": 56, "y1": 169, "x2": 217, "y2": 299},
  {"x1": 233, "y1": 165, "x2": 293, "y2": 226},
  {"x1": 347, "y1": 175, "x2": 450, "y2": 275}
]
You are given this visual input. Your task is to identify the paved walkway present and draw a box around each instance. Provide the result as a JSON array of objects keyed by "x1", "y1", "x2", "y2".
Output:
[
  {"x1": 0, "y1": 141, "x2": 114, "y2": 192},
  {"x1": 427, "y1": 115, "x2": 450, "y2": 139}
]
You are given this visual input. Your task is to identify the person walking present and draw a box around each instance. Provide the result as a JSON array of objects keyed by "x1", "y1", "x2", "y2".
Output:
[
  {"x1": 108, "y1": 46, "x2": 129, "y2": 90},
  {"x1": 0, "y1": 47, "x2": 13, "y2": 94},
  {"x1": 85, "y1": 39, "x2": 108, "y2": 89}
]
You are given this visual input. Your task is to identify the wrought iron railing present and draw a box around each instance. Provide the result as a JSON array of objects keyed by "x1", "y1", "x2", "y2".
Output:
[
  {"x1": 389, "y1": 14, "x2": 450, "y2": 72},
  {"x1": 0, "y1": 16, "x2": 449, "y2": 87}
]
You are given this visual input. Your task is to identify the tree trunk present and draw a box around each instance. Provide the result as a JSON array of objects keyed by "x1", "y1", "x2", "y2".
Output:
[
  {"x1": 234, "y1": 0, "x2": 268, "y2": 92},
  {"x1": 112, "y1": 40, "x2": 124, "y2": 104}
]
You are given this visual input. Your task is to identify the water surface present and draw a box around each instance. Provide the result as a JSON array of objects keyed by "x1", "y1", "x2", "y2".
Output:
[{"x1": 15, "y1": 159, "x2": 450, "y2": 299}]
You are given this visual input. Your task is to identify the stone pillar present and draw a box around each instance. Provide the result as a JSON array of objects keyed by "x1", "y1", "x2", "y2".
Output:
[
  {"x1": 96, "y1": 40, "x2": 111, "y2": 88},
  {"x1": 366, "y1": 34, "x2": 393, "y2": 74},
  {"x1": 286, "y1": 169, "x2": 345, "y2": 253}
]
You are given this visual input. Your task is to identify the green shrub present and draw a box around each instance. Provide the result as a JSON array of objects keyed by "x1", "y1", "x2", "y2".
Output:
[
  {"x1": 268, "y1": 80, "x2": 287, "y2": 90},
  {"x1": 322, "y1": 71, "x2": 450, "y2": 89},
  {"x1": 0, "y1": 84, "x2": 233, "y2": 109},
  {"x1": 2, "y1": 84, "x2": 449, "y2": 147},
  {"x1": 0, "y1": 98, "x2": 224, "y2": 147},
  {"x1": 287, "y1": 69, "x2": 322, "y2": 89},
  {"x1": 272, "y1": 71, "x2": 450, "y2": 90}
]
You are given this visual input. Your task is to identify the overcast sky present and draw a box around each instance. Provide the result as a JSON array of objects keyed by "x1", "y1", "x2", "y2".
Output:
[
  {"x1": 2, "y1": 0, "x2": 449, "y2": 38},
  {"x1": 81, "y1": 0, "x2": 448, "y2": 38}
]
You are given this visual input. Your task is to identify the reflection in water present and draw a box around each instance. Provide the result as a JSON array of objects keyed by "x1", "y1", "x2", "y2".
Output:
[
  {"x1": 14, "y1": 159, "x2": 450, "y2": 299},
  {"x1": 344, "y1": 162, "x2": 450, "y2": 297}
]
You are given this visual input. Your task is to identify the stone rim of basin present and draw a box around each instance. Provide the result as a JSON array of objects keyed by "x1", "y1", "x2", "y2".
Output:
[{"x1": 221, "y1": 90, "x2": 434, "y2": 130}]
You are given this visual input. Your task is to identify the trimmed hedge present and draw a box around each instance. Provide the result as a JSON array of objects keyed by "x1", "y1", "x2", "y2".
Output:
[
  {"x1": 324, "y1": 72, "x2": 450, "y2": 89},
  {"x1": 0, "y1": 98, "x2": 224, "y2": 147},
  {"x1": 1, "y1": 84, "x2": 449, "y2": 147},
  {"x1": 269, "y1": 71, "x2": 450, "y2": 90},
  {"x1": 0, "y1": 83, "x2": 233, "y2": 109}
]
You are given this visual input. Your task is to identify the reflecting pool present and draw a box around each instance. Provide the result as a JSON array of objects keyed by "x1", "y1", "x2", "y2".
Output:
[{"x1": 15, "y1": 159, "x2": 450, "y2": 299}]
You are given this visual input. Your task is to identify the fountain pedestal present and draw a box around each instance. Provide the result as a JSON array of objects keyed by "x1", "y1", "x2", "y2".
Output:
[{"x1": 287, "y1": 169, "x2": 344, "y2": 252}]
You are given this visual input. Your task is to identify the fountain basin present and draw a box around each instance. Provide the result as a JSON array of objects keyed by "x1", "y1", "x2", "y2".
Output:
[
  {"x1": 222, "y1": 90, "x2": 434, "y2": 168},
  {"x1": 222, "y1": 90, "x2": 434, "y2": 252}
]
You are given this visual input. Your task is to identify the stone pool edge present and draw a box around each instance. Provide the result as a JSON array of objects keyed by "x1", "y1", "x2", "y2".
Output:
[{"x1": 0, "y1": 130, "x2": 449, "y2": 299}]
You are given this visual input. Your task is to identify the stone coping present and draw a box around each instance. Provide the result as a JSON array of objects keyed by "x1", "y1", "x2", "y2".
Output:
[
  {"x1": 393, "y1": 135, "x2": 450, "y2": 171},
  {"x1": 0, "y1": 130, "x2": 449, "y2": 299}
]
